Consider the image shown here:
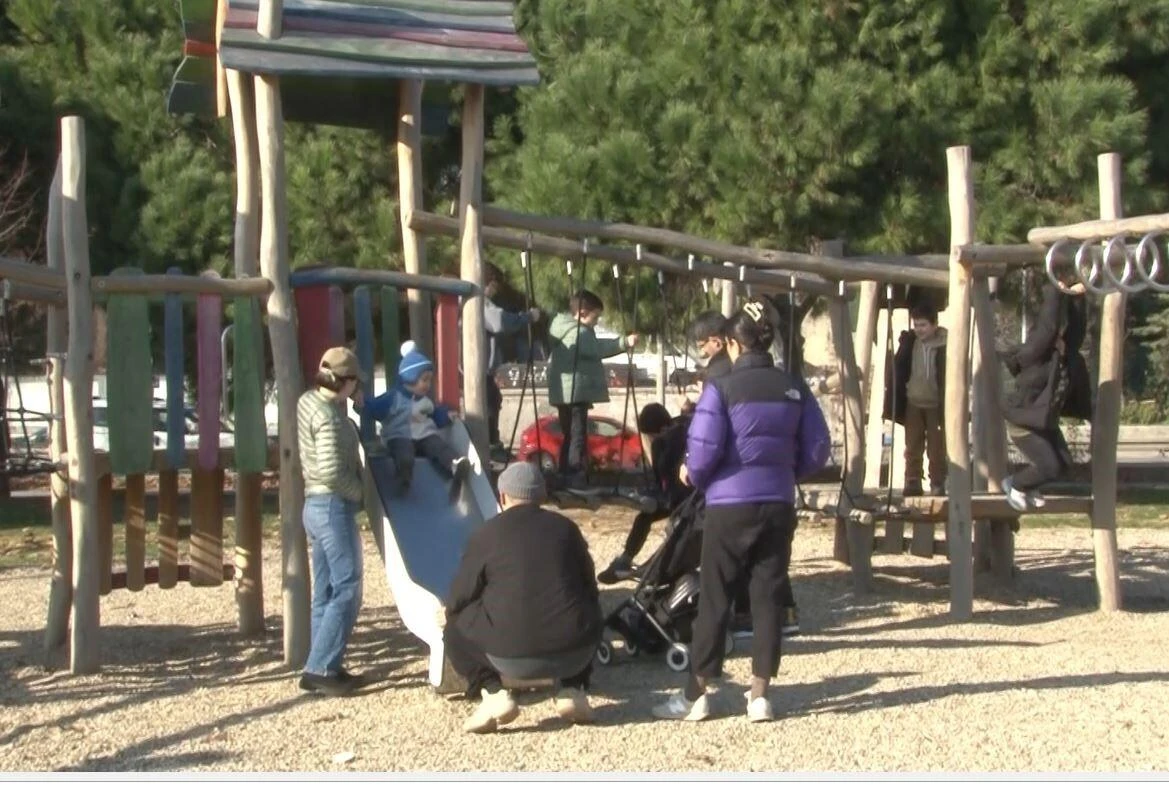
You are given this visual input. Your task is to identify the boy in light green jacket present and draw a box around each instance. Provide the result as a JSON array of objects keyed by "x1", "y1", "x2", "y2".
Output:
[{"x1": 547, "y1": 289, "x2": 638, "y2": 489}]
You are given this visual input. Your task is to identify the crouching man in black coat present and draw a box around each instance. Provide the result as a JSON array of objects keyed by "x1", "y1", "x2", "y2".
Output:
[{"x1": 442, "y1": 461, "x2": 602, "y2": 733}]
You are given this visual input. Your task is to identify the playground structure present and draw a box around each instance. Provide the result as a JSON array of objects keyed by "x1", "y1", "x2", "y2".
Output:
[{"x1": 0, "y1": 0, "x2": 1161, "y2": 679}]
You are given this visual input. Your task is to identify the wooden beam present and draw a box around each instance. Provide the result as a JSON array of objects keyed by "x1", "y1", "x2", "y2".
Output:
[
  {"x1": 944, "y1": 146, "x2": 975, "y2": 621},
  {"x1": 460, "y1": 83, "x2": 489, "y2": 459},
  {"x1": 1091, "y1": 153, "x2": 1125, "y2": 612},
  {"x1": 92, "y1": 273, "x2": 271, "y2": 298},
  {"x1": 410, "y1": 211, "x2": 840, "y2": 297},
  {"x1": 397, "y1": 79, "x2": 434, "y2": 352},
  {"x1": 3, "y1": 280, "x2": 66, "y2": 306},
  {"x1": 479, "y1": 204, "x2": 950, "y2": 288},
  {"x1": 0, "y1": 255, "x2": 66, "y2": 291},
  {"x1": 1028, "y1": 211, "x2": 1169, "y2": 245},
  {"x1": 43, "y1": 158, "x2": 71, "y2": 655},
  {"x1": 289, "y1": 266, "x2": 476, "y2": 297},
  {"x1": 255, "y1": 0, "x2": 310, "y2": 668},
  {"x1": 61, "y1": 117, "x2": 101, "y2": 674}
]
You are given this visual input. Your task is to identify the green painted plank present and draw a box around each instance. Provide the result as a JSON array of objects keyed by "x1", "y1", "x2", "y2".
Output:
[
  {"x1": 235, "y1": 0, "x2": 517, "y2": 23},
  {"x1": 232, "y1": 297, "x2": 269, "y2": 473},
  {"x1": 295, "y1": 0, "x2": 517, "y2": 17},
  {"x1": 220, "y1": 47, "x2": 538, "y2": 85},
  {"x1": 380, "y1": 286, "x2": 401, "y2": 390},
  {"x1": 181, "y1": 0, "x2": 219, "y2": 41},
  {"x1": 105, "y1": 268, "x2": 155, "y2": 475},
  {"x1": 223, "y1": 29, "x2": 534, "y2": 67}
]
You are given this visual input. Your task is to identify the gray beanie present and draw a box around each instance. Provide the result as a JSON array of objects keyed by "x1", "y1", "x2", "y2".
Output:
[{"x1": 497, "y1": 461, "x2": 547, "y2": 504}]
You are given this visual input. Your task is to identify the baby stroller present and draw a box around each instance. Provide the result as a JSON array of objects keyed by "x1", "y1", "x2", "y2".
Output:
[{"x1": 595, "y1": 491, "x2": 736, "y2": 672}]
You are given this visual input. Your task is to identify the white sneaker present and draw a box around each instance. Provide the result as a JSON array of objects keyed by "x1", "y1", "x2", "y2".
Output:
[
  {"x1": 744, "y1": 690, "x2": 774, "y2": 722},
  {"x1": 1001, "y1": 477, "x2": 1028, "y2": 513},
  {"x1": 463, "y1": 688, "x2": 519, "y2": 734},
  {"x1": 1027, "y1": 490, "x2": 1047, "y2": 508},
  {"x1": 553, "y1": 688, "x2": 594, "y2": 724},
  {"x1": 652, "y1": 690, "x2": 711, "y2": 721}
]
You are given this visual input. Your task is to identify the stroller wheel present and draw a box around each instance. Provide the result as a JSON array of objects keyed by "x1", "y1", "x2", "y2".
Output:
[
  {"x1": 596, "y1": 640, "x2": 613, "y2": 666},
  {"x1": 625, "y1": 640, "x2": 640, "y2": 657},
  {"x1": 725, "y1": 631, "x2": 735, "y2": 656},
  {"x1": 665, "y1": 643, "x2": 690, "y2": 673}
]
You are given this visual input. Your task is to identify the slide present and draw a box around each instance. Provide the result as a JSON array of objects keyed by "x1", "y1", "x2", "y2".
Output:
[{"x1": 361, "y1": 420, "x2": 500, "y2": 691}]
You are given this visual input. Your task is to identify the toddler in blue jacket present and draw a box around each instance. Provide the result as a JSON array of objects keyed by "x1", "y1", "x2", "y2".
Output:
[{"x1": 361, "y1": 341, "x2": 470, "y2": 502}]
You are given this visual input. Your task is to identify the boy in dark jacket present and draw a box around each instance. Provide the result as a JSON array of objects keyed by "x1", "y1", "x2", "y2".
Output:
[
  {"x1": 483, "y1": 262, "x2": 542, "y2": 460},
  {"x1": 883, "y1": 303, "x2": 948, "y2": 497},
  {"x1": 443, "y1": 462, "x2": 602, "y2": 732},
  {"x1": 691, "y1": 310, "x2": 732, "y2": 383},
  {"x1": 598, "y1": 403, "x2": 691, "y2": 584},
  {"x1": 1000, "y1": 278, "x2": 1091, "y2": 510}
]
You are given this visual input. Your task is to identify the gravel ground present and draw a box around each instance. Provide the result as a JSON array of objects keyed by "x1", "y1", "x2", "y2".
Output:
[{"x1": 1, "y1": 510, "x2": 1168, "y2": 773}]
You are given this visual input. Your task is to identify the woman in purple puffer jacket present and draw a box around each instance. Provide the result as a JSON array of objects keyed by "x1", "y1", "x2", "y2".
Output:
[{"x1": 652, "y1": 300, "x2": 831, "y2": 724}]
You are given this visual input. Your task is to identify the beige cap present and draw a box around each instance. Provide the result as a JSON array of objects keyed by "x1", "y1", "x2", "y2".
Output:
[{"x1": 319, "y1": 346, "x2": 367, "y2": 382}]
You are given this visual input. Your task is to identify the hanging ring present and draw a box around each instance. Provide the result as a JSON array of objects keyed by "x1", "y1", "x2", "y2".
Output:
[
  {"x1": 1073, "y1": 239, "x2": 1111, "y2": 295},
  {"x1": 1135, "y1": 232, "x2": 1169, "y2": 293},
  {"x1": 1100, "y1": 235, "x2": 1138, "y2": 293},
  {"x1": 1045, "y1": 238, "x2": 1080, "y2": 293}
]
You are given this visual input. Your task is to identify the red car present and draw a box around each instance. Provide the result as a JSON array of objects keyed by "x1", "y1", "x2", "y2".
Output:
[{"x1": 515, "y1": 414, "x2": 645, "y2": 473}]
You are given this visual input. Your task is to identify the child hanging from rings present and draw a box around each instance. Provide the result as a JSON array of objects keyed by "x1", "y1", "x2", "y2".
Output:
[{"x1": 360, "y1": 341, "x2": 471, "y2": 503}]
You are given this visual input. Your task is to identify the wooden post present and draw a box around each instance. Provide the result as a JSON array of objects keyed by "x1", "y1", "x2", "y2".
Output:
[
  {"x1": 854, "y1": 281, "x2": 880, "y2": 406},
  {"x1": 971, "y1": 280, "x2": 1012, "y2": 578},
  {"x1": 459, "y1": 83, "x2": 488, "y2": 460},
  {"x1": 829, "y1": 292, "x2": 871, "y2": 591},
  {"x1": 944, "y1": 146, "x2": 975, "y2": 621},
  {"x1": 228, "y1": 66, "x2": 265, "y2": 634},
  {"x1": 1091, "y1": 153, "x2": 1124, "y2": 612},
  {"x1": 864, "y1": 299, "x2": 893, "y2": 490},
  {"x1": 255, "y1": 0, "x2": 310, "y2": 667},
  {"x1": 44, "y1": 158, "x2": 71, "y2": 653},
  {"x1": 61, "y1": 116, "x2": 100, "y2": 673},
  {"x1": 398, "y1": 80, "x2": 433, "y2": 352},
  {"x1": 720, "y1": 263, "x2": 736, "y2": 317}
]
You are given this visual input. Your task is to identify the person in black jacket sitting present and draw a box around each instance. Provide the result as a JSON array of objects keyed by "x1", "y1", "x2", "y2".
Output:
[
  {"x1": 1000, "y1": 278, "x2": 1092, "y2": 511},
  {"x1": 442, "y1": 461, "x2": 602, "y2": 733},
  {"x1": 598, "y1": 403, "x2": 691, "y2": 584}
]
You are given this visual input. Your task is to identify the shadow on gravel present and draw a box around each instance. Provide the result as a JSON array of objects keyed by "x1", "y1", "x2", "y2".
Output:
[{"x1": 0, "y1": 601, "x2": 424, "y2": 755}]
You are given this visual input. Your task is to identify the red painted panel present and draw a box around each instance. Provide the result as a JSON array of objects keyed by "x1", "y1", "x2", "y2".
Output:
[
  {"x1": 196, "y1": 289, "x2": 224, "y2": 471},
  {"x1": 435, "y1": 294, "x2": 460, "y2": 411}
]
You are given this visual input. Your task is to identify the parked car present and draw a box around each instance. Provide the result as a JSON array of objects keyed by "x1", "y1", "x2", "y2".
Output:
[{"x1": 514, "y1": 414, "x2": 645, "y2": 472}]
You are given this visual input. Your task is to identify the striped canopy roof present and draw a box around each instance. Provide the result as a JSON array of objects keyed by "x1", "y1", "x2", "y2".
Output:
[{"x1": 168, "y1": 0, "x2": 539, "y2": 129}]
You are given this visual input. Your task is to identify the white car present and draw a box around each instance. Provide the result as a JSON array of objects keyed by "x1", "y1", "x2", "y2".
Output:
[{"x1": 89, "y1": 398, "x2": 236, "y2": 453}]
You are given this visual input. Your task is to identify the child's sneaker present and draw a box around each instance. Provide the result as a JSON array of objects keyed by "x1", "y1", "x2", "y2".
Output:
[
  {"x1": 463, "y1": 687, "x2": 519, "y2": 734},
  {"x1": 929, "y1": 484, "x2": 947, "y2": 497},
  {"x1": 598, "y1": 555, "x2": 636, "y2": 585},
  {"x1": 781, "y1": 606, "x2": 800, "y2": 636},
  {"x1": 553, "y1": 688, "x2": 594, "y2": 724},
  {"x1": 1001, "y1": 476, "x2": 1029, "y2": 513},
  {"x1": 744, "y1": 690, "x2": 775, "y2": 722},
  {"x1": 449, "y1": 457, "x2": 470, "y2": 503},
  {"x1": 1026, "y1": 490, "x2": 1046, "y2": 508},
  {"x1": 652, "y1": 690, "x2": 711, "y2": 721}
]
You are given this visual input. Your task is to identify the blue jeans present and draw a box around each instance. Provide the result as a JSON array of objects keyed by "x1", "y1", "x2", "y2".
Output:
[{"x1": 303, "y1": 494, "x2": 364, "y2": 676}]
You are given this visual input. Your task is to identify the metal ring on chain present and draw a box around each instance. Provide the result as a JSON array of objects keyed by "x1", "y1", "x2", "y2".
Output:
[
  {"x1": 1134, "y1": 232, "x2": 1169, "y2": 293},
  {"x1": 1045, "y1": 238, "x2": 1081, "y2": 293},
  {"x1": 1047, "y1": 231, "x2": 1169, "y2": 295}
]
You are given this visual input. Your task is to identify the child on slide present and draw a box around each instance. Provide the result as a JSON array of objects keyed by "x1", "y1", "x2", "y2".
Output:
[{"x1": 360, "y1": 341, "x2": 470, "y2": 503}]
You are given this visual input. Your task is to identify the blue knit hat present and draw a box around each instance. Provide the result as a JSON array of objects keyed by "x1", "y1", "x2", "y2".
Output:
[{"x1": 398, "y1": 340, "x2": 434, "y2": 384}]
